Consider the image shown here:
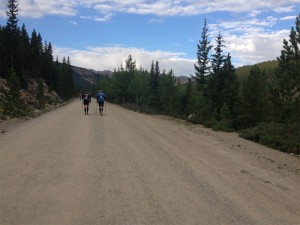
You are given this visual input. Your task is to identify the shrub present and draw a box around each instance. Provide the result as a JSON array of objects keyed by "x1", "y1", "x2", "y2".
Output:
[{"x1": 240, "y1": 122, "x2": 300, "y2": 154}]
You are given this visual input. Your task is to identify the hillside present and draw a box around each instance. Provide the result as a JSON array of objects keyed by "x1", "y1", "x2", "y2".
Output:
[
  {"x1": 71, "y1": 65, "x2": 112, "y2": 91},
  {"x1": 235, "y1": 60, "x2": 278, "y2": 81}
]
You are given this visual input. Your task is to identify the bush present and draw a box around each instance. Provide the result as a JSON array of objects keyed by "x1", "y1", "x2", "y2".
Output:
[{"x1": 240, "y1": 122, "x2": 300, "y2": 154}]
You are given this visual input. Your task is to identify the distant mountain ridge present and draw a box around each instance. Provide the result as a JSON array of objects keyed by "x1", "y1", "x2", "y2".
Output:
[
  {"x1": 71, "y1": 60, "x2": 278, "y2": 91},
  {"x1": 70, "y1": 65, "x2": 112, "y2": 91}
]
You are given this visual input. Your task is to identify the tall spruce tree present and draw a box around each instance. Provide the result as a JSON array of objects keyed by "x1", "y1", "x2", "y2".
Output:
[
  {"x1": 238, "y1": 66, "x2": 270, "y2": 128},
  {"x1": 211, "y1": 31, "x2": 225, "y2": 74},
  {"x1": 149, "y1": 60, "x2": 160, "y2": 109},
  {"x1": 208, "y1": 31, "x2": 226, "y2": 113},
  {"x1": 6, "y1": 0, "x2": 18, "y2": 33},
  {"x1": 221, "y1": 53, "x2": 239, "y2": 117},
  {"x1": 271, "y1": 13, "x2": 300, "y2": 122},
  {"x1": 124, "y1": 54, "x2": 136, "y2": 103},
  {"x1": 128, "y1": 68, "x2": 150, "y2": 105},
  {"x1": 6, "y1": 0, "x2": 19, "y2": 70},
  {"x1": 193, "y1": 19, "x2": 212, "y2": 91},
  {"x1": 159, "y1": 69, "x2": 176, "y2": 115}
]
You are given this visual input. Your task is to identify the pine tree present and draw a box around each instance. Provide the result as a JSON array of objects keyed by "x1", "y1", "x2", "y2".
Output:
[
  {"x1": 238, "y1": 66, "x2": 270, "y2": 128},
  {"x1": 56, "y1": 57, "x2": 74, "y2": 99},
  {"x1": 271, "y1": 13, "x2": 300, "y2": 122},
  {"x1": 149, "y1": 60, "x2": 160, "y2": 109},
  {"x1": 128, "y1": 68, "x2": 150, "y2": 105},
  {"x1": 221, "y1": 53, "x2": 239, "y2": 119},
  {"x1": 125, "y1": 54, "x2": 136, "y2": 72},
  {"x1": 211, "y1": 31, "x2": 225, "y2": 74},
  {"x1": 6, "y1": 0, "x2": 18, "y2": 33},
  {"x1": 193, "y1": 19, "x2": 212, "y2": 91},
  {"x1": 18, "y1": 23, "x2": 30, "y2": 88},
  {"x1": 0, "y1": 25, "x2": 4, "y2": 77},
  {"x1": 183, "y1": 78, "x2": 193, "y2": 116},
  {"x1": 207, "y1": 31, "x2": 226, "y2": 113},
  {"x1": 159, "y1": 69, "x2": 176, "y2": 115},
  {"x1": 6, "y1": 0, "x2": 19, "y2": 70}
]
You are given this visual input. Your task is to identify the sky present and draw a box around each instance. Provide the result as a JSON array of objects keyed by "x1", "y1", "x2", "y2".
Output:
[{"x1": 0, "y1": 0, "x2": 300, "y2": 76}]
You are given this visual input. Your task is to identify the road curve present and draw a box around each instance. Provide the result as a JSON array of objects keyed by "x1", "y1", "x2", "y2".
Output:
[{"x1": 1, "y1": 100, "x2": 300, "y2": 225}]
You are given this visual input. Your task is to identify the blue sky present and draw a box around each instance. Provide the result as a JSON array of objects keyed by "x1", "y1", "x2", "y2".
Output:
[{"x1": 0, "y1": 0, "x2": 299, "y2": 76}]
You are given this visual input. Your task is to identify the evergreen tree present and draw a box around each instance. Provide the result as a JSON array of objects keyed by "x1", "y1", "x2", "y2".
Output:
[
  {"x1": 0, "y1": 25, "x2": 4, "y2": 77},
  {"x1": 238, "y1": 66, "x2": 270, "y2": 128},
  {"x1": 56, "y1": 57, "x2": 75, "y2": 99},
  {"x1": 124, "y1": 54, "x2": 136, "y2": 103},
  {"x1": 206, "y1": 33, "x2": 238, "y2": 129},
  {"x1": 193, "y1": 19, "x2": 212, "y2": 91},
  {"x1": 17, "y1": 23, "x2": 30, "y2": 88},
  {"x1": 125, "y1": 54, "x2": 136, "y2": 72},
  {"x1": 111, "y1": 57, "x2": 135, "y2": 104},
  {"x1": 221, "y1": 53, "x2": 239, "y2": 118},
  {"x1": 159, "y1": 69, "x2": 176, "y2": 115},
  {"x1": 111, "y1": 69, "x2": 125, "y2": 103},
  {"x1": 211, "y1": 31, "x2": 225, "y2": 74},
  {"x1": 128, "y1": 68, "x2": 150, "y2": 105},
  {"x1": 149, "y1": 60, "x2": 160, "y2": 109},
  {"x1": 182, "y1": 78, "x2": 193, "y2": 116},
  {"x1": 6, "y1": 0, "x2": 19, "y2": 70},
  {"x1": 270, "y1": 13, "x2": 300, "y2": 122},
  {"x1": 207, "y1": 31, "x2": 226, "y2": 113},
  {"x1": 6, "y1": 0, "x2": 18, "y2": 33},
  {"x1": 29, "y1": 29, "x2": 43, "y2": 78}
]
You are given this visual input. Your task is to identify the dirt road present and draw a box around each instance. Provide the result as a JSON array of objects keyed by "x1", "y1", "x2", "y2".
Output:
[{"x1": 1, "y1": 100, "x2": 300, "y2": 225}]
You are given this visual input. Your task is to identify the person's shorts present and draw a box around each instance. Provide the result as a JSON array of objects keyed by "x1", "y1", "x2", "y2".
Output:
[
  {"x1": 83, "y1": 99, "x2": 90, "y2": 105},
  {"x1": 98, "y1": 101, "x2": 104, "y2": 107}
]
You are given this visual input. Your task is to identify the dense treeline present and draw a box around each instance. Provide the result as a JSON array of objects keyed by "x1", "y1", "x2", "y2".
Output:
[
  {"x1": 96, "y1": 16, "x2": 300, "y2": 154},
  {"x1": 0, "y1": 0, "x2": 75, "y2": 117}
]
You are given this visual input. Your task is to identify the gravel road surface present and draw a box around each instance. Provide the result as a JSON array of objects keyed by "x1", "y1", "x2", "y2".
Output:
[{"x1": 1, "y1": 100, "x2": 300, "y2": 225}]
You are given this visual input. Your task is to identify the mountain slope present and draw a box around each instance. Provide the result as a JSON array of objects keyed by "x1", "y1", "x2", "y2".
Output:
[{"x1": 71, "y1": 65, "x2": 112, "y2": 91}]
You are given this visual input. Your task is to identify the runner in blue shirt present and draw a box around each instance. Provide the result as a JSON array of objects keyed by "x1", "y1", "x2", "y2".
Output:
[{"x1": 96, "y1": 90, "x2": 106, "y2": 116}]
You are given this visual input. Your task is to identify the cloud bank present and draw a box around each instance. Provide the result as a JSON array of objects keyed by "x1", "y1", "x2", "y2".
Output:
[
  {"x1": 53, "y1": 45, "x2": 195, "y2": 76},
  {"x1": 1, "y1": 0, "x2": 298, "y2": 75},
  {"x1": 1, "y1": 0, "x2": 299, "y2": 19}
]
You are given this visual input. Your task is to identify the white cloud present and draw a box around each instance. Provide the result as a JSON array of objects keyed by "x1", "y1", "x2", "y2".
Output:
[
  {"x1": 208, "y1": 17, "x2": 291, "y2": 66},
  {"x1": 225, "y1": 30, "x2": 289, "y2": 66},
  {"x1": 80, "y1": 13, "x2": 112, "y2": 22},
  {"x1": 273, "y1": 6, "x2": 295, "y2": 13},
  {"x1": 53, "y1": 45, "x2": 195, "y2": 76},
  {"x1": 280, "y1": 15, "x2": 298, "y2": 21},
  {"x1": 1, "y1": 0, "x2": 299, "y2": 19},
  {"x1": 17, "y1": 0, "x2": 78, "y2": 18}
]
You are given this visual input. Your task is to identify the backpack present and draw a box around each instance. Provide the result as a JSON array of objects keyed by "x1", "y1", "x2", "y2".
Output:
[
  {"x1": 98, "y1": 93, "x2": 105, "y2": 102},
  {"x1": 84, "y1": 93, "x2": 90, "y2": 101}
]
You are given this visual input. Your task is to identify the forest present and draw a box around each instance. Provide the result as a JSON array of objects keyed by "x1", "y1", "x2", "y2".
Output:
[
  {"x1": 0, "y1": 0, "x2": 75, "y2": 117},
  {"x1": 0, "y1": 0, "x2": 299, "y2": 154}
]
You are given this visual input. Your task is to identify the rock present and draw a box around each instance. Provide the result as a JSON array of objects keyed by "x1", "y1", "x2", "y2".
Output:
[{"x1": 187, "y1": 114, "x2": 195, "y2": 121}]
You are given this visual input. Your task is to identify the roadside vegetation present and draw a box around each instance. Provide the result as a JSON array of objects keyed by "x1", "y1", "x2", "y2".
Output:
[{"x1": 94, "y1": 17, "x2": 300, "y2": 154}]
